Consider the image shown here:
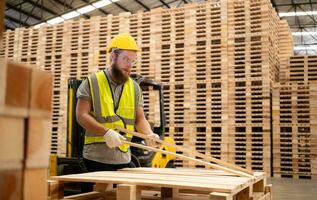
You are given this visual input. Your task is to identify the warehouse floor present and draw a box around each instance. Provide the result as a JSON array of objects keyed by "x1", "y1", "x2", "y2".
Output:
[{"x1": 268, "y1": 177, "x2": 317, "y2": 200}]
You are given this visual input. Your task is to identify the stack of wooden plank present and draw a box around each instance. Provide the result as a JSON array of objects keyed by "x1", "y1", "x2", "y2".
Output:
[
  {"x1": 49, "y1": 167, "x2": 272, "y2": 200},
  {"x1": 0, "y1": 0, "x2": 294, "y2": 176},
  {"x1": 0, "y1": 59, "x2": 53, "y2": 199}
]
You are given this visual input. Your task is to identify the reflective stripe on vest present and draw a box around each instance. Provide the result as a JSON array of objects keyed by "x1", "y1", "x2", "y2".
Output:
[{"x1": 85, "y1": 70, "x2": 139, "y2": 152}]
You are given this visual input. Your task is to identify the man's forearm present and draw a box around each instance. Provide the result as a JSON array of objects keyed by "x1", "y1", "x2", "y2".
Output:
[
  {"x1": 135, "y1": 117, "x2": 153, "y2": 135},
  {"x1": 77, "y1": 113, "x2": 108, "y2": 136}
]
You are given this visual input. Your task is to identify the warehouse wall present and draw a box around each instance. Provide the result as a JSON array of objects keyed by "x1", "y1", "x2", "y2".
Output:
[{"x1": 2, "y1": 0, "x2": 316, "y2": 178}]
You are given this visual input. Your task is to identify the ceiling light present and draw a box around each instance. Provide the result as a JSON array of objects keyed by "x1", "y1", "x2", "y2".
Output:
[
  {"x1": 93, "y1": 0, "x2": 111, "y2": 8},
  {"x1": 77, "y1": 5, "x2": 96, "y2": 14},
  {"x1": 279, "y1": 11, "x2": 317, "y2": 17},
  {"x1": 47, "y1": 17, "x2": 64, "y2": 25},
  {"x1": 62, "y1": 11, "x2": 80, "y2": 20},
  {"x1": 34, "y1": 22, "x2": 47, "y2": 28}
]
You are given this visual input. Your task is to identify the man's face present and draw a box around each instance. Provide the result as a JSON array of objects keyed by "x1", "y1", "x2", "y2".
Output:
[{"x1": 111, "y1": 50, "x2": 137, "y2": 83}]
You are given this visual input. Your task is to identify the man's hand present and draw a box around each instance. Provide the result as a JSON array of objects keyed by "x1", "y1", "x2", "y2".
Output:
[
  {"x1": 103, "y1": 129, "x2": 125, "y2": 148},
  {"x1": 146, "y1": 133, "x2": 160, "y2": 147}
]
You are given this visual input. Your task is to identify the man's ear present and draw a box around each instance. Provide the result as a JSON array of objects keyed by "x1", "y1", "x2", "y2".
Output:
[{"x1": 110, "y1": 52, "x2": 117, "y2": 62}]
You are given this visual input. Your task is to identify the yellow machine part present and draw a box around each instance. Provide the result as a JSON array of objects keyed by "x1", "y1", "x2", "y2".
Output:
[
  {"x1": 67, "y1": 83, "x2": 74, "y2": 158},
  {"x1": 151, "y1": 137, "x2": 176, "y2": 168},
  {"x1": 49, "y1": 154, "x2": 58, "y2": 176}
]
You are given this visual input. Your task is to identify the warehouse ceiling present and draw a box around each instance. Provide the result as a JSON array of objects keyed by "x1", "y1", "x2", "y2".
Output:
[
  {"x1": 4, "y1": 0, "x2": 317, "y2": 54},
  {"x1": 273, "y1": 0, "x2": 317, "y2": 54},
  {"x1": 4, "y1": 0, "x2": 200, "y2": 29}
]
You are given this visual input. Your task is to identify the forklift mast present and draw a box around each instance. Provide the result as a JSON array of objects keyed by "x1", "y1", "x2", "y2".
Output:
[{"x1": 66, "y1": 79, "x2": 84, "y2": 158}]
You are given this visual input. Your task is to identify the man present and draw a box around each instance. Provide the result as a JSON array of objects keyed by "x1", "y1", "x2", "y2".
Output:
[{"x1": 76, "y1": 33, "x2": 159, "y2": 173}]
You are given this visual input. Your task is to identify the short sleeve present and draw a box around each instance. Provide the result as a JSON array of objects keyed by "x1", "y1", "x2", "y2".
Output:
[
  {"x1": 76, "y1": 79, "x2": 92, "y2": 102},
  {"x1": 138, "y1": 85, "x2": 144, "y2": 107}
]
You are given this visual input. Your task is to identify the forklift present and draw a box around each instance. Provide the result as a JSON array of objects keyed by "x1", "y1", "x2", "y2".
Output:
[{"x1": 49, "y1": 74, "x2": 176, "y2": 194}]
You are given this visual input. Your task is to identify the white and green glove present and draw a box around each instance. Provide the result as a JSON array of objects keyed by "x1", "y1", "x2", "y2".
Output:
[{"x1": 103, "y1": 129, "x2": 125, "y2": 148}]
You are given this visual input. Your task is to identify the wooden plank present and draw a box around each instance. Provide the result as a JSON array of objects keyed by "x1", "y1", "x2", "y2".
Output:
[
  {"x1": 0, "y1": 59, "x2": 31, "y2": 117},
  {"x1": 23, "y1": 168, "x2": 48, "y2": 200},
  {"x1": 0, "y1": 116, "x2": 24, "y2": 170},
  {"x1": 29, "y1": 68, "x2": 53, "y2": 118},
  {"x1": 122, "y1": 140, "x2": 254, "y2": 178},
  {"x1": 47, "y1": 180, "x2": 64, "y2": 200},
  {"x1": 119, "y1": 167, "x2": 265, "y2": 181},
  {"x1": 117, "y1": 184, "x2": 141, "y2": 200},
  {"x1": 0, "y1": 169, "x2": 23, "y2": 200},
  {"x1": 25, "y1": 118, "x2": 52, "y2": 168},
  {"x1": 209, "y1": 192, "x2": 233, "y2": 200},
  {"x1": 116, "y1": 126, "x2": 253, "y2": 175},
  {"x1": 63, "y1": 191, "x2": 103, "y2": 200}
]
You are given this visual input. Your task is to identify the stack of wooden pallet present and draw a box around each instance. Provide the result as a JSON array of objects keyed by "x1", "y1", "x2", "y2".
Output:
[
  {"x1": 273, "y1": 55, "x2": 317, "y2": 179},
  {"x1": 0, "y1": 0, "x2": 293, "y2": 176},
  {"x1": 278, "y1": 20, "x2": 294, "y2": 83},
  {"x1": 225, "y1": 0, "x2": 280, "y2": 174},
  {"x1": 0, "y1": 59, "x2": 53, "y2": 199}
]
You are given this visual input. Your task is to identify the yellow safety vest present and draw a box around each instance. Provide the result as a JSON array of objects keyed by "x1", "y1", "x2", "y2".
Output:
[{"x1": 85, "y1": 70, "x2": 139, "y2": 152}]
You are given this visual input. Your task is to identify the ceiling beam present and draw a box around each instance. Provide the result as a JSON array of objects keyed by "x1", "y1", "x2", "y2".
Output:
[
  {"x1": 6, "y1": 3, "x2": 42, "y2": 21},
  {"x1": 274, "y1": 2, "x2": 317, "y2": 6},
  {"x1": 133, "y1": 0, "x2": 150, "y2": 11},
  {"x1": 109, "y1": 0, "x2": 130, "y2": 12},
  {"x1": 5, "y1": 15, "x2": 30, "y2": 27},
  {"x1": 50, "y1": 0, "x2": 90, "y2": 19},
  {"x1": 158, "y1": 0, "x2": 170, "y2": 8},
  {"x1": 5, "y1": 24, "x2": 14, "y2": 30},
  {"x1": 290, "y1": 24, "x2": 317, "y2": 28},
  {"x1": 4, "y1": 18, "x2": 17, "y2": 29},
  {"x1": 23, "y1": 0, "x2": 59, "y2": 16},
  {"x1": 5, "y1": 2, "x2": 26, "y2": 11}
]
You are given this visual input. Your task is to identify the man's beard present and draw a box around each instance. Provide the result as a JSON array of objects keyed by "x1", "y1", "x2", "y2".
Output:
[{"x1": 111, "y1": 62, "x2": 129, "y2": 84}]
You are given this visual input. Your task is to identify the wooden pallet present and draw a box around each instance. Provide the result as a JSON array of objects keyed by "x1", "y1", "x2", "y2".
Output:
[
  {"x1": 281, "y1": 55, "x2": 317, "y2": 83},
  {"x1": 49, "y1": 167, "x2": 271, "y2": 200}
]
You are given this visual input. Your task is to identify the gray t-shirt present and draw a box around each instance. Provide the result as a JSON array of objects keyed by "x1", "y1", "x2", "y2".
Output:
[{"x1": 77, "y1": 69, "x2": 143, "y2": 164}]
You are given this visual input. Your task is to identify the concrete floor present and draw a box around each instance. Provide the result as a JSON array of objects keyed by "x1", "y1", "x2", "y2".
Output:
[{"x1": 267, "y1": 177, "x2": 317, "y2": 200}]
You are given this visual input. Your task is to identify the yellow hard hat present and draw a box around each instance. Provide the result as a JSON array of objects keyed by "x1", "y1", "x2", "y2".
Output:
[{"x1": 107, "y1": 33, "x2": 140, "y2": 53}]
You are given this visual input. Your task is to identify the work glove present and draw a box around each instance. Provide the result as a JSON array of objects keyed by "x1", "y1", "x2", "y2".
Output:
[
  {"x1": 103, "y1": 129, "x2": 125, "y2": 148},
  {"x1": 146, "y1": 133, "x2": 160, "y2": 147}
]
